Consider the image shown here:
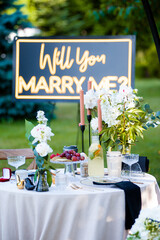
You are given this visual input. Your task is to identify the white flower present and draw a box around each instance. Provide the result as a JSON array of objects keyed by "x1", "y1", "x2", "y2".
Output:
[
  {"x1": 97, "y1": 88, "x2": 109, "y2": 98},
  {"x1": 128, "y1": 206, "x2": 160, "y2": 239},
  {"x1": 36, "y1": 110, "x2": 48, "y2": 125},
  {"x1": 101, "y1": 100, "x2": 121, "y2": 127},
  {"x1": 133, "y1": 88, "x2": 138, "y2": 94},
  {"x1": 119, "y1": 85, "x2": 133, "y2": 97},
  {"x1": 91, "y1": 117, "x2": 98, "y2": 131},
  {"x1": 125, "y1": 100, "x2": 136, "y2": 109},
  {"x1": 31, "y1": 124, "x2": 54, "y2": 144},
  {"x1": 35, "y1": 142, "x2": 53, "y2": 157},
  {"x1": 84, "y1": 89, "x2": 98, "y2": 109}
]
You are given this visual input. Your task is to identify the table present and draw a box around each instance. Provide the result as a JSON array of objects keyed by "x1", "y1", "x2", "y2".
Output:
[{"x1": 0, "y1": 173, "x2": 160, "y2": 240}]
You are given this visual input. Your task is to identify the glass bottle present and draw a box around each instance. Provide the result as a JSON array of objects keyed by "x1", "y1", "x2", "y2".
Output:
[{"x1": 88, "y1": 134, "x2": 104, "y2": 177}]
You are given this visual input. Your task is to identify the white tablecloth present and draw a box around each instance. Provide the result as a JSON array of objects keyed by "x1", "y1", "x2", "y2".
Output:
[{"x1": 0, "y1": 173, "x2": 159, "y2": 240}]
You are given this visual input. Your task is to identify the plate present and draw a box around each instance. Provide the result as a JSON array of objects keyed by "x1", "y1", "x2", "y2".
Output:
[
  {"x1": 50, "y1": 159, "x2": 86, "y2": 165},
  {"x1": 80, "y1": 177, "x2": 120, "y2": 187},
  {"x1": 92, "y1": 176, "x2": 121, "y2": 185}
]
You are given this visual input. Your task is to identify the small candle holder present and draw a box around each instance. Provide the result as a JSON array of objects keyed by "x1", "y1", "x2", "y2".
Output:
[
  {"x1": 87, "y1": 115, "x2": 92, "y2": 146},
  {"x1": 80, "y1": 125, "x2": 85, "y2": 152}
]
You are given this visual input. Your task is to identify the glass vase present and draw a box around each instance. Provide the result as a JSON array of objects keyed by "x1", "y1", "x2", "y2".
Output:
[{"x1": 36, "y1": 170, "x2": 49, "y2": 192}]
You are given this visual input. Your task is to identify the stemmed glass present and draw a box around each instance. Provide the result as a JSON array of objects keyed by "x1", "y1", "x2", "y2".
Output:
[
  {"x1": 7, "y1": 156, "x2": 26, "y2": 181},
  {"x1": 122, "y1": 154, "x2": 139, "y2": 178}
]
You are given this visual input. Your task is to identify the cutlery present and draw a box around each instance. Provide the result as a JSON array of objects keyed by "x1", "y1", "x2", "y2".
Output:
[{"x1": 70, "y1": 183, "x2": 104, "y2": 192}]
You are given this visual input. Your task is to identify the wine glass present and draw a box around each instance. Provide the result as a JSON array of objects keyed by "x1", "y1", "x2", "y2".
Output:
[
  {"x1": 122, "y1": 154, "x2": 139, "y2": 178},
  {"x1": 7, "y1": 156, "x2": 26, "y2": 181}
]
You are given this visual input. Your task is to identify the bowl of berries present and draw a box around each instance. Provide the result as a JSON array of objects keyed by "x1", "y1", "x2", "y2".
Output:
[
  {"x1": 50, "y1": 147, "x2": 87, "y2": 175},
  {"x1": 50, "y1": 149, "x2": 85, "y2": 163}
]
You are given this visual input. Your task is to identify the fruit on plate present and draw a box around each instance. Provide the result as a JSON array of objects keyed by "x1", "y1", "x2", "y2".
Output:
[
  {"x1": 50, "y1": 153, "x2": 60, "y2": 158},
  {"x1": 50, "y1": 150, "x2": 85, "y2": 162}
]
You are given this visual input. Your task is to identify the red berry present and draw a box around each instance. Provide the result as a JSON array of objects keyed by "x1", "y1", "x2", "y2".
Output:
[
  {"x1": 72, "y1": 156, "x2": 77, "y2": 161},
  {"x1": 66, "y1": 153, "x2": 71, "y2": 160},
  {"x1": 50, "y1": 154, "x2": 56, "y2": 159},
  {"x1": 60, "y1": 153, "x2": 65, "y2": 157},
  {"x1": 72, "y1": 151, "x2": 76, "y2": 156},
  {"x1": 76, "y1": 153, "x2": 80, "y2": 157},
  {"x1": 80, "y1": 156, "x2": 85, "y2": 160}
]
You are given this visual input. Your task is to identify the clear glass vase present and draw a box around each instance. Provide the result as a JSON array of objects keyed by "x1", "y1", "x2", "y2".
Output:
[{"x1": 36, "y1": 170, "x2": 49, "y2": 192}]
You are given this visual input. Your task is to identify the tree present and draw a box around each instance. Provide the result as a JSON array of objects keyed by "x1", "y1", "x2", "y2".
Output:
[
  {"x1": 23, "y1": 0, "x2": 160, "y2": 78},
  {"x1": 27, "y1": 0, "x2": 160, "y2": 50},
  {"x1": 0, "y1": 0, "x2": 55, "y2": 121}
]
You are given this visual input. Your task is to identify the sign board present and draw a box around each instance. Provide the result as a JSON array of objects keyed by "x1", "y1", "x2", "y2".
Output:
[{"x1": 13, "y1": 36, "x2": 136, "y2": 101}]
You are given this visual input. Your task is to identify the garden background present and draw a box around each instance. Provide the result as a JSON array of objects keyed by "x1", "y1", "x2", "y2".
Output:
[{"x1": 0, "y1": 0, "x2": 160, "y2": 184}]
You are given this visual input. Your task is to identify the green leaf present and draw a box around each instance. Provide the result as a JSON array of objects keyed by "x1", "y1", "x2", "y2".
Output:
[
  {"x1": 25, "y1": 119, "x2": 35, "y2": 140},
  {"x1": 33, "y1": 149, "x2": 39, "y2": 157},
  {"x1": 49, "y1": 165, "x2": 56, "y2": 170},
  {"x1": 28, "y1": 134, "x2": 35, "y2": 143},
  {"x1": 128, "y1": 117, "x2": 139, "y2": 123},
  {"x1": 144, "y1": 104, "x2": 150, "y2": 110},
  {"x1": 134, "y1": 125, "x2": 144, "y2": 138},
  {"x1": 93, "y1": 10, "x2": 99, "y2": 21},
  {"x1": 143, "y1": 125, "x2": 147, "y2": 130},
  {"x1": 35, "y1": 153, "x2": 44, "y2": 168},
  {"x1": 143, "y1": 104, "x2": 153, "y2": 113},
  {"x1": 146, "y1": 122, "x2": 155, "y2": 128},
  {"x1": 151, "y1": 115, "x2": 156, "y2": 120},
  {"x1": 121, "y1": 133, "x2": 126, "y2": 145},
  {"x1": 46, "y1": 169, "x2": 52, "y2": 187},
  {"x1": 125, "y1": 6, "x2": 134, "y2": 16},
  {"x1": 156, "y1": 111, "x2": 160, "y2": 119},
  {"x1": 34, "y1": 170, "x2": 38, "y2": 182},
  {"x1": 101, "y1": 141, "x2": 107, "y2": 168},
  {"x1": 89, "y1": 152, "x2": 94, "y2": 160},
  {"x1": 115, "y1": 139, "x2": 121, "y2": 145},
  {"x1": 129, "y1": 128, "x2": 134, "y2": 141}
]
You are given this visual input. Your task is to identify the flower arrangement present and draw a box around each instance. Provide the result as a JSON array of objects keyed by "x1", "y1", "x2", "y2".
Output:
[
  {"x1": 25, "y1": 110, "x2": 54, "y2": 186},
  {"x1": 127, "y1": 206, "x2": 160, "y2": 240},
  {"x1": 84, "y1": 86, "x2": 160, "y2": 154}
]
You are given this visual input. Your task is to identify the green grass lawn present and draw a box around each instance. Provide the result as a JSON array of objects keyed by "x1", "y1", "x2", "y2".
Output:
[{"x1": 0, "y1": 79, "x2": 160, "y2": 184}]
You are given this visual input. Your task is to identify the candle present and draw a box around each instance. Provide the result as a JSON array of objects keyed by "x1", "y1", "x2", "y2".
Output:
[
  {"x1": 88, "y1": 80, "x2": 92, "y2": 90},
  {"x1": 80, "y1": 89, "x2": 85, "y2": 125},
  {"x1": 87, "y1": 81, "x2": 92, "y2": 116},
  {"x1": 97, "y1": 99, "x2": 102, "y2": 133}
]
